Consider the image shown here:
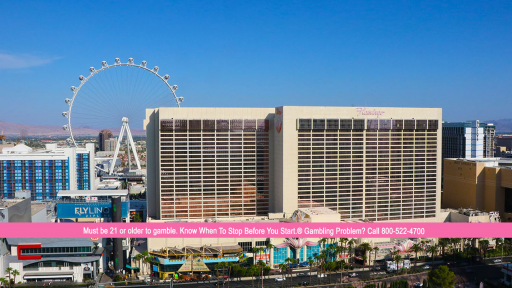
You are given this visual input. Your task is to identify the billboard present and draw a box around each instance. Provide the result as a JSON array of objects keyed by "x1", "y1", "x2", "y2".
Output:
[{"x1": 57, "y1": 202, "x2": 129, "y2": 218}]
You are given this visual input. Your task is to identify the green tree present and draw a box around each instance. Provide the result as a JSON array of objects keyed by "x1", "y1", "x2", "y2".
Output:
[
  {"x1": 319, "y1": 238, "x2": 328, "y2": 249},
  {"x1": 247, "y1": 265, "x2": 258, "y2": 288},
  {"x1": 324, "y1": 261, "x2": 337, "y2": 283},
  {"x1": 278, "y1": 263, "x2": 287, "y2": 288},
  {"x1": 285, "y1": 257, "x2": 298, "y2": 287},
  {"x1": 5, "y1": 267, "x2": 12, "y2": 288},
  {"x1": 134, "y1": 254, "x2": 144, "y2": 277},
  {"x1": 373, "y1": 246, "x2": 379, "y2": 270},
  {"x1": 220, "y1": 262, "x2": 227, "y2": 288},
  {"x1": 11, "y1": 270, "x2": 19, "y2": 287},
  {"x1": 427, "y1": 265, "x2": 456, "y2": 288},
  {"x1": 359, "y1": 242, "x2": 371, "y2": 269},
  {"x1": 426, "y1": 245, "x2": 438, "y2": 266},
  {"x1": 393, "y1": 254, "x2": 402, "y2": 274},
  {"x1": 133, "y1": 213, "x2": 142, "y2": 222},
  {"x1": 479, "y1": 240, "x2": 490, "y2": 259},
  {"x1": 256, "y1": 260, "x2": 265, "y2": 288},
  {"x1": 438, "y1": 238, "x2": 450, "y2": 257},
  {"x1": 347, "y1": 239, "x2": 355, "y2": 263},
  {"x1": 335, "y1": 245, "x2": 346, "y2": 283},
  {"x1": 141, "y1": 250, "x2": 150, "y2": 275},
  {"x1": 411, "y1": 244, "x2": 423, "y2": 267},
  {"x1": 308, "y1": 259, "x2": 314, "y2": 285}
]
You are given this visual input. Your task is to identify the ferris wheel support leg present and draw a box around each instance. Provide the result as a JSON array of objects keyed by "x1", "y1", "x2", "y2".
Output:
[
  {"x1": 125, "y1": 123, "x2": 141, "y2": 170},
  {"x1": 110, "y1": 124, "x2": 126, "y2": 175}
]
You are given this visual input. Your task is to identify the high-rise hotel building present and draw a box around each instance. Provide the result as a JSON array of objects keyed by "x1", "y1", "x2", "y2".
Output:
[
  {"x1": 145, "y1": 106, "x2": 442, "y2": 222},
  {"x1": 0, "y1": 143, "x2": 95, "y2": 200}
]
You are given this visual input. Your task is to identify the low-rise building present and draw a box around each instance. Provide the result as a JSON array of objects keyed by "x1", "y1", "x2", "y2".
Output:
[
  {"x1": 2, "y1": 238, "x2": 104, "y2": 284},
  {"x1": 442, "y1": 158, "x2": 512, "y2": 221}
]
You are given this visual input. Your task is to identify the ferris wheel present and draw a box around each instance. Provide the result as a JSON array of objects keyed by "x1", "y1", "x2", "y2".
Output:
[{"x1": 62, "y1": 57, "x2": 183, "y2": 174}]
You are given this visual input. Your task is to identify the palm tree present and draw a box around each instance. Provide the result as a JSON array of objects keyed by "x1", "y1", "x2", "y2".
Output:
[
  {"x1": 252, "y1": 247, "x2": 261, "y2": 263},
  {"x1": 426, "y1": 245, "x2": 438, "y2": 266},
  {"x1": 5, "y1": 267, "x2": 12, "y2": 288},
  {"x1": 367, "y1": 247, "x2": 374, "y2": 271},
  {"x1": 0, "y1": 278, "x2": 6, "y2": 288},
  {"x1": 214, "y1": 264, "x2": 221, "y2": 286},
  {"x1": 438, "y1": 238, "x2": 450, "y2": 257},
  {"x1": 451, "y1": 238, "x2": 461, "y2": 262},
  {"x1": 314, "y1": 254, "x2": 322, "y2": 284},
  {"x1": 140, "y1": 251, "x2": 150, "y2": 275},
  {"x1": 266, "y1": 243, "x2": 275, "y2": 263},
  {"x1": 318, "y1": 253, "x2": 326, "y2": 283},
  {"x1": 479, "y1": 240, "x2": 490, "y2": 259},
  {"x1": 308, "y1": 259, "x2": 314, "y2": 285},
  {"x1": 411, "y1": 244, "x2": 422, "y2": 267},
  {"x1": 256, "y1": 260, "x2": 265, "y2": 288},
  {"x1": 278, "y1": 263, "x2": 287, "y2": 288},
  {"x1": 134, "y1": 254, "x2": 144, "y2": 277},
  {"x1": 285, "y1": 257, "x2": 298, "y2": 287},
  {"x1": 465, "y1": 241, "x2": 472, "y2": 258},
  {"x1": 393, "y1": 254, "x2": 402, "y2": 274},
  {"x1": 226, "y1": 262, "x2": 233, "y2": 288},
  {"x1": 11, "y1": 270, "x2": 19, "y2": 287},
  {"x1": 347, "y1": 239, "x2": 355, "y2": 263},
  {"x1": 319, "y1": 238, "x2": 328, "y2": 250},
  {"x1": 220, "y1": 262, "x2": 228, "y2": 288},
  {"x1": 373, "y1": 247, "x2": 379, "y2": 270},
  {"x1": 359, "y1": 242, "x2": 372, "y2": 270},
  {"x1": 327, "y1": 245, "x2": 336, "y2": 262}
]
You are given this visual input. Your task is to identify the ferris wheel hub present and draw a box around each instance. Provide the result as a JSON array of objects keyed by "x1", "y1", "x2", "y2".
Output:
[{"x1": 122, "y1": 117, "x2": 129, "y2": 123}]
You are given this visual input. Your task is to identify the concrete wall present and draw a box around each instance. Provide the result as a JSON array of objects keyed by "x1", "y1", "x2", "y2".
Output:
[
  {"x1": 443, "y1": 160, "x2": 512, "y2": 221},
  {"x1": 443, "y1": 159, "x2": 483, "y2": 209}
]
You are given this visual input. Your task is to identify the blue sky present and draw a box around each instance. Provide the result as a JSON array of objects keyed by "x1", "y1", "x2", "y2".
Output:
[{"x1": 0, "y1": 0, "x2": 510, "y2": 126}]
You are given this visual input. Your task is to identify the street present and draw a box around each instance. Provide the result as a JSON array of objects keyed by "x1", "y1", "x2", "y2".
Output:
[{"x1": 121, "y1": 259, "x2": 507, "y2": 288}]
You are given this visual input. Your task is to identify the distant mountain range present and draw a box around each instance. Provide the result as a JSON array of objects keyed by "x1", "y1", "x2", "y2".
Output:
[
  {"x1": 484, "y1": 119, "x2": 512, "y2": 133},
  {"x1": 0, "y1": 120, "x2": 146, "y2": 137},
  {"x1": 1, "y1": 118, "x2": 511, "y2": 137}
]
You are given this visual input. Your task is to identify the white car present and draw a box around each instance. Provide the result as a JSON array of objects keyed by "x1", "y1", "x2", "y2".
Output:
[
  {"x1": 349, "y1": 273, "x2": 359, "y2": 278},
  {"x1": 494, "y1": 259, "x2": 502, "y2": 263},
  {"x1": 274, "y1": 277, "x2": 286, "y2": 282},
  {"x1": 414, "y1": 282, "x2": 423, "y2": 287},
  {"x1": 423, "y1": 265, "x2": 431, "y2": 270},
  {"x1": 317, "y1": 273, "x2": 326, "y2": 278}
]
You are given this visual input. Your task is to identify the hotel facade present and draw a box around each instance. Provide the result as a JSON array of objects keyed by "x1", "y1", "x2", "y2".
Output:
[
  {"x1": 0, "y1": 143, "x2": 95, "y2": 200},
  {"x1": 145, "y1": 106, "x2": 442, "y2": 222}
]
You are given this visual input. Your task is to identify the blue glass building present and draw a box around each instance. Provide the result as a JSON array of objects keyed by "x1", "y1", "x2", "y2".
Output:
[{"x1": 0, "y1": 144, "x2": 95, "y2": 200}]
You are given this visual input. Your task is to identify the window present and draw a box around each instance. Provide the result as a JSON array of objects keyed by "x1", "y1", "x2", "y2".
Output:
[
  {"x1": 326, "y1": 119, "x2": 339, "y2": 129},
  {"x1": 313, "y1": 119, "x2": 325, "y2": 130},
  {"x1": 416, "y1": 120, "x2": 427, "y2": 129},
  {"x1": 298, "y1": 119, "x2": 312, "y2": 129},
  {"x1": 273, "y1": 247, "x2": 288, "y2": 264},
  {"x1": 404, "y1": 120, "x2": 415, "y2": 129},
  {"x1": 255, "y1": 240, "x2": 269, "y2": 247},
  {"x1": 238, "y1": 241, "x2": 253, "y2": 253},
  {"x1": 353, "y1": 119, "x2": 365, "y2": 130},
  {"x1": 379, "y1": 119, "x2": 391, "y2": 130},
  {"x1": 428, "y1": 120, "x2": 438, "y2": 130}
]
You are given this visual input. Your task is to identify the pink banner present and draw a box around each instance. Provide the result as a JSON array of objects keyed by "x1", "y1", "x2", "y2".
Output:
[{"x1": 0, "y1": 222, "x2": 511, "y2": 238}]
